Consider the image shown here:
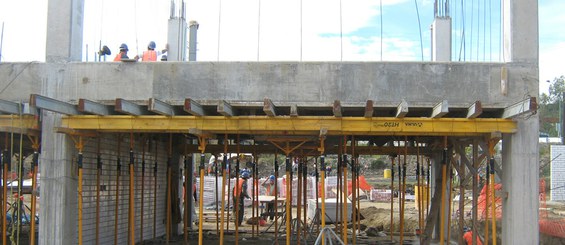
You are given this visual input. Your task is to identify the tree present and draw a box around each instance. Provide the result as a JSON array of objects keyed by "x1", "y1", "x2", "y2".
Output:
[{"x1": 539, "y1": 76, "x2": 565, "y2": 137}]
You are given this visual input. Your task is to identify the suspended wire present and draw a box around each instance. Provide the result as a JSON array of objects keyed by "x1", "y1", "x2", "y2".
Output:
[
  {"x1": 134, "y1": 0, "x2": 139, "y2": 55},
  {"x1": 339, "y1": 0, "x2": 343, "y2": 61},
  {"x1": 489, "y1": 0, "x2": 492, "y2": 61},
  {"x1": 217, "y1": 0, "x2": 223, "y2": 61},
  {"x1": 458, "y1": 0, "x2": 465, "y2": 61},
  {"x1": 453, "y1": 0, "x2": 457, "y2": 60},
  {"x1": 257, "y1": 0, "x2": 261, "y2": 61},
  {"x1": 476, "y1": 0, "x2": 480, "y2": 61},
  {"x1": 500, "y1": 0, "x2": 504, "y2": 62},
  {"x1": 414, "y1": 0, "x2": 424, "y2": 61},
  {"x1": 380, "y1": 0, "x2": 383, "y2": 61},
  {"x1": 483, "y1": 0, "x2": 486, "y2": 61},
  {"x1": 300, "y1": 0, "x2": 303, "y2": 61},
  {"x1": 469, "y1": 0, "x2": 473, "y2": 61}
]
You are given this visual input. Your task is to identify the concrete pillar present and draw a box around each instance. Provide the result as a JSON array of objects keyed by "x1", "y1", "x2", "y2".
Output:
[
  {"x1": 431, "y1": 17, "x2": 451, "y2": 62},
  {"x1": 39, "y1": 112, "x2": 77, "y2": 244},
  {"x1": 45, "y1": 0, "x2": 85, "y2": 62},
  {"x1": 503, "y1": 0, "x2": 538, "y2": 63},
  {"x1": 188, "y1": 21, "x2": 199, "y2": 62},
  {"x1": 502, "y1": 118, "x2": 539, "y2": 244}
]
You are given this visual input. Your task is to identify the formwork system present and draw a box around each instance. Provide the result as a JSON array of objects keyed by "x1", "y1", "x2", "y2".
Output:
[{"x1": 0, "y1": 94, "x2": 536, "y2": 244}]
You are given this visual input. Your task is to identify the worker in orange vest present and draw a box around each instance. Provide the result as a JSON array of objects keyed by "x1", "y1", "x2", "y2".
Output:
[
  {"x1": 233, "y1": 170, "x2": 251, "y2": 226},
  {"x1": 135, "y1": 41, "x2": 168, "y2": 61},
  {"x1": 463, "y1": 227, "x2": 483, "y2": 245},
  {"x1": 261, "y1": 175, "x2": 277, "y2": 221},
  {"x1": 113, "y1": 43, "x2": 130, "y2": 61}
]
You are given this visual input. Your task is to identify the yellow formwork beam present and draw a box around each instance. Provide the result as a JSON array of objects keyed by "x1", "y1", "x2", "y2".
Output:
[
  {"x1": 0, "y1": 115, "x2": 40, "y2": 133},
  {"x1": 60, "y1": 115, "x2": 517, "y2": 136}
]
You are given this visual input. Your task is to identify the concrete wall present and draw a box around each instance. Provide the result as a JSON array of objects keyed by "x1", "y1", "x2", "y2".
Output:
[{"x1": 0, "y1": 62, "x2": 537, "y2": 106}]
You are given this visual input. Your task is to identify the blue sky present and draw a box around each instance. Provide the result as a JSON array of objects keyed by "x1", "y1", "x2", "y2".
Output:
[{"x1": 0, "y1": 0, "x2": 562, "y2": 94}]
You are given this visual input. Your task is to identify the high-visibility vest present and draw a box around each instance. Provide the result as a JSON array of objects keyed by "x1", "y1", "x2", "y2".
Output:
[
  {"x1": 233, "y1": 179, "x2": 245, "y2": 198},
  {"x1": 114, "y1": 51, "x2": 127, "y2": 61},
  {"x1": 142, "y1": 50, "x2": 157, "y2": 61},
  {"x1": 266, "y1": 183, "x2": 276, "y2": 196},
  {"x1": 463, "y1": 231, "x2": 483, "y2": 245}
]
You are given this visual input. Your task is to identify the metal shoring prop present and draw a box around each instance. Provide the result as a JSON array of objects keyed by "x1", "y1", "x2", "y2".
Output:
[
  {"x1": 77, "y1": 136, "x2": 85, "y2": 245},
  {"x1": 420, "y1": 154, "x2": 426, "y2": 239},
  {"x1": 341, "y1": 137, "x2": 348, "y2": 244},
  {"x1": 235, "y1": 137, "x2": 241, "y2": 244},
  {"x1": 285, "y1": 156, "x2": 291, "y2": 245},
  {"x1": 252, "y1": 153, "x2": 256, "y2": 238},
  {"x1": 274, "y1": 150, "x2": 279, "y2": 244},
  {"x1": 356, "y1": 154, "x2": 361, "y2": 242},
  {"x1": 317, "y1": 131, "x2": 326, "y2": 245},
  {"x1": 140, "y1": 136, "x2": 146, "y2": 242},
  {"x1": 397, "y1": 141, "x2": 402, "y2": 239},
  {"x1": 472, "y1": 141, "x2": 478, "y2": 245},
  {"x1": 390, "y1": 155, "x2": 395, "y2": 242},
  {"x1": 114, "y1": 135, "x2": 122, "y2": 245},
  {"x1": 219, "y1": 135, "x2": 228, "y2": 244},
  {"x1": 485, "y1": 159, "x2": 490, "y2": 245},
  {"x1": 227, "y1": 152, "x2": 232, "y2": 234},
  {"x1": 1, "y1": 134, "x2": 6, "y2": 245},
  {"x1": 297, "y1": 157, "x2": 302, "y2": 245},
  {"x1": 416, "y1": 142, "x2": 422, "y2": 242},
  {"x1": 29, "y1": 135, "x2": 40, "y2": 245},
  {"x1": 128, "y1": 133, "x2": 136, "y2": 245},
  {"x1": 447, "y1": 158, "x2": 454, "y2": 244},
  {"x1": 458, "y1": 151, "x2": 465, "y2": 245},
  {"x1": 351, "y1": 137, "x2": 357, "y2": 244},
  {"x1": 336, "y1": 140, "x2": 342, "y2": 236},
  {"x1": 184, "y1": 151, "x2": 190, "y2": 243},
  {"x1": 489, "y1": 138, "x2": 498, "y2": 245},
  {"x1": 96, "y1": 137, "x2": 102, "y2": 245},
  {"x1": 215, "y1": 152, "x2": 219, "y2": 236},
  {"x1": 166, "y1": 134, "x2": 172, "y2": 244},
  {"x1": 15, "y1": 113, "x2": 24, "y2": 244},
  {"x1": 302, "y1": 158, "x2": 307, "y2": 242},
  {"x1": 197, "y1": 135, "x2": 207, "y2": 245},
  {"x1": 314, "y1": 157, "x2": 319, "y2": 234},
  {"x1": 254, "y1": 150, "x2": 259, "y2": 238},
  {"x1": 426, "y1": 158, "x2": 430, "y2": 217},
  {"x1": 399, "y1": 137, "x2": 407, "y2": 245},
  {"x1": 439, "y1": 136, "x2": 448, "y2": 245},
  {"x1": 153, "y1": 139, "x2": 158, "y2": 240}
]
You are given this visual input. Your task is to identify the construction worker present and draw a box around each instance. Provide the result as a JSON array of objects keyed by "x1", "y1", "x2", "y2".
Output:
[
  {"x1": 463, "y1": 227, "x2": 483, "y2": 245},
  {"x1": 261, "y1": 175, "x2": 277, "y2": 221},
  {"x1": 233, "y1": 170, "x2": 251, "y2": 226},
  {"x1": 135, "y1": 41, "x2": 168, "y2": 61},
  {"x1": 113, "y1": 43, "x2": 129, "y2": 61}
]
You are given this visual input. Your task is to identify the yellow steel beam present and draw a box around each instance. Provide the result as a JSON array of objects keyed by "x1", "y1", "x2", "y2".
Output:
[
  {"x1": 60, "y1": 115, "x2": 517, "y2": 136},
  {"x1": 0, "y1": 115, "x2": 40, "y2": 134}
]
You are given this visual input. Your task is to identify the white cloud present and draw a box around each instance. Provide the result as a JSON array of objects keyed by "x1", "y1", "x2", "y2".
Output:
[{"x1": 540, "y1": 42, "x2": 565, "y2": 94}]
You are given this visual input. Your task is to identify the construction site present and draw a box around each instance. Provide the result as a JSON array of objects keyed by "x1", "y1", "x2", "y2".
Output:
[{"x1": 0, "y1": 0, "x2": 557, "y2": 244}]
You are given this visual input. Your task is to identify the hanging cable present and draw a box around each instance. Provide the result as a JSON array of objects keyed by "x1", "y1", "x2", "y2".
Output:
[
  {"x1": 469, "y1": 0, "x2": 474, "y2": 61},
  {"x1": 257, "y1": 0, "x2": 261, "y2": 61},
  {"x1": 339, "y1": 0, "x2": 343, "y2": 61},
  {"x1": 489, "y1": 0, "x2": 492, "y2": 61},
  {"x1": 414, "y1": 0, "x2": 424, "y2": 61},
  {"x1": 483, "y1": 0, "x2": 486, "y2": 61},
  {"x1": 134, "y1": 0, "x2": 139, "y2": 55},
  {"x1": 217, "y1": 0, "x2": 223, "y2": 61},
  {"x1": 477, "y1": 0, "x2": 481, "y2": 61},
  {"x1": 300, "y1": 0, "x2": 303, "y2": 61},
  {"x1": 500, "y1": 0, "x2": 504, "y2": 62},
  {"x1": 380, "y1": 0, "x2": 383, "y2": 61}
]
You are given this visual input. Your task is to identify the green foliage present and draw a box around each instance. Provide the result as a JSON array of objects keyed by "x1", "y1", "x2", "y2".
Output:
[
  {"x1": 370, "y1": 159, "x2": 387, "y2": 170},
  {"x1": 539, "y1": 76, "x2": 565, "y2": 137}
]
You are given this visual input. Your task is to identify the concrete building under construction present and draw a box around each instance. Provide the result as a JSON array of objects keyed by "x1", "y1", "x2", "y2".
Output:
[{"x1": 0, "y1": 0, "x2": 539, "y2": 244}]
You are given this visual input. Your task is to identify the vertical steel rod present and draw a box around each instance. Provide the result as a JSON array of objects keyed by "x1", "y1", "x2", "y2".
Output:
[
  {"x1": 285, "y1": 157, "x2": 291, "y2": 245},
  {"x1": 129, "y1": 135, "x2": 135, "y2": 245},
  {"x1": 78, "y1": 147, "x2": 84, "y2": 245},
  {"x1": 114, "y1": 135, "x2": 121, "y2": 245}
]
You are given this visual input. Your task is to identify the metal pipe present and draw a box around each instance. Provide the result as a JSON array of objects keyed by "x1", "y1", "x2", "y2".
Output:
[
  {"x1": 129, "y1": 142, "x2": 135, "y2": 245},
  {"x1": 440, "y1": 137, "x2": 447, "y2": 245},
  {"x1": 472, "y1": 142, "x2": 478, "y2": 245},
  {"x1": 416, "y1": 142, "x2": 422, "y2": 241},
  {"x1": 254, "y1": 153, "x2": 259, "y2": 237},
  {"x1": 390, "y1": 156, "x2": 395, "y2": 241},
  {"x1": 285, "y1": 157, "x2": 291, "y2": 245},
  {"x1": 274, "y1": 151, "x2": 279, "y2": 244},
  {"x1": 351, "y1": 138, "x2": 357, "y2": 244},
  {"x1": 315, "y1": 157, "x2": 319, "y2": 234},
  {"x1": 2, "y1": 149, "x2": 6, "y2": 245},
  {"x1": 297, "y1": 159, "x2": 302, "y2": 245},
  {"x1": 320, "y1": 155, "x2": 326, "y2": 245},
  {"x1": 30, "y1": 145, "x2": 39, "y2": 245},
  {"x1": 184, "y1": 154, "x2": 190, "y2": 242},
  {"x1": 198, "y1": 153, "x2": 205, "y2": 245},
  {"x1": 490, "y1": 157, "x2": 497, "y2": 245},
  {"x1": 153, "y1": 140, "x2": 158, "y2": 239},
  {"x1": 252, "y1": 155, "x2": 256, "y2": 238},
  {"x1": 141, "y1": 139, "x2": 146, "y2": 242},
  {"x1": 459, "y1": 155, "x2": 465, "y2": 245},
  {"x1": 215, "y1": 154, "x2": 219, "y2": 236},
  {"x1": 447, "y1": 163, "x2": 453, "y2": 244},
  {"x1": 342, "y1": 154, "x2": 348, "y2": 244},
  {"x1": 220, "y1": 136, "x2": 228, "y2": 244},
  {"x1": 303, "y1": 159, "x2": 308, "y2": 243},
  {"x1": 166, "y1": 135, "x2": 172, "y2": 244},
  {"x1": 114, "y1": 135, "x2": 121, "y2": 245},
  {"x1": 400, "y1": 139, "x2": 407, "y2": 245},
  {"x1": 227, "y1": 153, "x2": 232, "y2": 233},
  {"x1": 78, "y1": 151, "x2": 84, "y2": 245},
  {"x1": 485, "y1": 163, "x2": 490, "y2": 244},
  {"x1": 235, "y1": 156, "x2": 241, "y2": 244},
  {"x1": 96, "y1": 150, "x2": 102, "y2": 245}
]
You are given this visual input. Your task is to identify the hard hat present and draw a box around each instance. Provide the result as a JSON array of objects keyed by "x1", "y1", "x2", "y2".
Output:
[
  {"x1": 269, "y1": 175, "x2": 275, "y2": 181},
  {"x1": 119, "y1": 43, "x2": 129, "y2": 51},
  {"x1": 148, "y1": 41, "x2": 156, "y2": 50},
  {"x1": 160, "y1": 55, "x2": 167, "y2": 61},
  {"x1": 241, "y1": 171, "x2": 250, "y2": 179}
]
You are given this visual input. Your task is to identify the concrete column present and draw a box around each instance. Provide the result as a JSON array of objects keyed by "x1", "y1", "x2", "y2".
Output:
[
  {"x1": 431, "y1": 17, "x2": 451, "y2": 62},
  {"x1": 39, "y1": 112, "x2": 77, "y2": 244},
  {"x1": 45, "y1": 0, "x2": 85, "y2": 62},
  {"x1": 503, "y1": 0, "x2": 538, "y2": 63},
  {"x1": 501, "y1": 117, "x2": 539, "y2": 244},
  {"x1": 188, "y1": 21, "x2": 199, "y2": 62}
]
